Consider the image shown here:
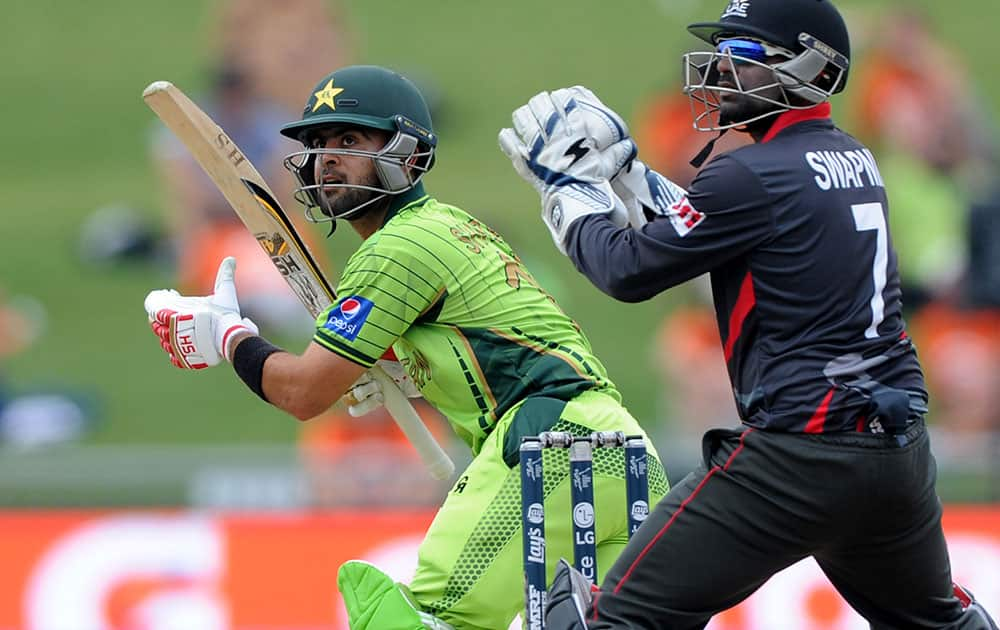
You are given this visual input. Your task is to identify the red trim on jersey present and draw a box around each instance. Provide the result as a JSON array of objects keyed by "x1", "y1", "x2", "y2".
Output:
[
  {"x1": 595, "y1": 428, "x2": 754, "y2": 618},
  {"x1": 723, "y1": 272, "x2": 755, "y2": 362},
  {"x1": 805, "y1": 387, "x2": 836, "y2": 433},
  {"x1": 761, "y1": 102, "x2": 832, "y2": 143},
  {"x1": 953, "y1": 582, "x2": 974, "y2": 608}
]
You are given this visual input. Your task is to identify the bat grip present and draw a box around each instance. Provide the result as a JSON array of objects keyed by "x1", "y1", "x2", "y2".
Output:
[{"x1": 370, "y1": 366, "x2": 456, "y2": 480}]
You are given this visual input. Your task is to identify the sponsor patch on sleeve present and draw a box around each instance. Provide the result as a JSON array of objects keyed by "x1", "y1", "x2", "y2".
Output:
[
  {"x1": 668, "y1": 196, "x2": 706, "y2": 237},
  {"x1": 322, "y1": 295, "x2": 375, "y2": 342}
]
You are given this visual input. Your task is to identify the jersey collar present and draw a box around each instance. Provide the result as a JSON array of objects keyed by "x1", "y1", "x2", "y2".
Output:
[
  {"x1": 381, "y1": 182, "x2": 428, "y2": 226},
  {"x1": 761, "y1": 102, "x2": 832, "y2": 143}
]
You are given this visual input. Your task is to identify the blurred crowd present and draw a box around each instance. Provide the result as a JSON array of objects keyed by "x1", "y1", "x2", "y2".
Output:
[
  {"x1": 60, "y1": 3, "x2": 1000, "y2": 506},
  {"x1": 0, "y1": 292, "x2": 96, "y2": 450}
]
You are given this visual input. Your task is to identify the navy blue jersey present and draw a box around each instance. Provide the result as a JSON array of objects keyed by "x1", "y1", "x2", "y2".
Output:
[{"x1": 567, "y1": 105, "x2": 927, "y2": 433}]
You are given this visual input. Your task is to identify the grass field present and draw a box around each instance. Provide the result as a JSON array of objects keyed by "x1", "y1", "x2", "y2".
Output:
[{"x1": 1, "y1": 0, "x2": 996, "y2": 458}]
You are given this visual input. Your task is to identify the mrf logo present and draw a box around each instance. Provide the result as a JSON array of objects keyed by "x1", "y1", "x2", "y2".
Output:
[
  {"x1": 322, "y1": 295, "x2": 375, "y2": 341},
  {"x1": 668, "y1": 196, "x2": 706, "y2": 237},
  {"x1": 526, "y1": 584, "x2": 545, "y2": 629},
  {"x1": 721, "y1": 0, "x2": 750, "y2": 19}
]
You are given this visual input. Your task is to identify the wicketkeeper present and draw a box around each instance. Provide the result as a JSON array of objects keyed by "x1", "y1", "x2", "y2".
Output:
[{"x1": 499, "y1": 0, "x2": 999, "y2": 628}]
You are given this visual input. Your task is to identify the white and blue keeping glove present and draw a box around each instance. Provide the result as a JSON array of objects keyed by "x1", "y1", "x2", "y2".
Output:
[
  {"x1": 499, "y1": 93, "x2": 636, "y2": 254},
  {"x1": 524, "y1": 86, "x2": 688, "y2": 228},
  {"x1": 144, "y1": 257, "x2": 259, "y2": 369}
]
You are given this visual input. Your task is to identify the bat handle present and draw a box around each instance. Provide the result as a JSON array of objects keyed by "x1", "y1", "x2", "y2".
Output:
[{"x1": 370, "y1": 366, "x2": 456, "y2": 480}]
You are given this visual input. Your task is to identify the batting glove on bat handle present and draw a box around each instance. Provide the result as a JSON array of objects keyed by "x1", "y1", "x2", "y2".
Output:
[
  {"x1": 344, "y1": 372, "x2": 384, "y2": 417},
  {"x1": 343, "y1": 358, "x2": 422, "y2": 417}
]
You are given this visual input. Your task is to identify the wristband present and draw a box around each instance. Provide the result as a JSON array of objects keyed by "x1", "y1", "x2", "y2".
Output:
[{"x1": 232, "y1": 336, "x2": 282, "y2": 402}]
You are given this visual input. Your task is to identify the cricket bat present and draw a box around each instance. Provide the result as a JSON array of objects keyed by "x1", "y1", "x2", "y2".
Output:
[{"x1": 143, "y1": 80, "x2": 455, "y2": 480}]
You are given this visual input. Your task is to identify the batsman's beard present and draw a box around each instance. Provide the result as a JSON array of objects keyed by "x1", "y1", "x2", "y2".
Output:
[{"x1": 319, "y1": 172, "x2": 383, "y2": 218}]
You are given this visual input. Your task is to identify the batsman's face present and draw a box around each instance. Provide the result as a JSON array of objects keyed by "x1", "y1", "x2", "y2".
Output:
[
  {"x1": 714, "y1": 54, "x2": 785, "y2": 126},
  {"x1": 312, "y1": 125, "x2": 391, "y2": 215}
]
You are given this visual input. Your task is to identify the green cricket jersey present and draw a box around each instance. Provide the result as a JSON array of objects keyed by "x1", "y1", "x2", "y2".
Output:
[{"x1": 313, "y1": 195, "x2": 620, "y2": 453}]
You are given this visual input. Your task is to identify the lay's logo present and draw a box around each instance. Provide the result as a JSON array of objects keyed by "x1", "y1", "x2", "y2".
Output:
[{"x1": 323, "y1": 295, "x2": 375, "y2": 341}]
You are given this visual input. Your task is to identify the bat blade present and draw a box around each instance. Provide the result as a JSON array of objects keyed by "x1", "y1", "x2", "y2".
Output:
[{"x1": 142, "y1": 80, "x2": 455, "y2": 480}]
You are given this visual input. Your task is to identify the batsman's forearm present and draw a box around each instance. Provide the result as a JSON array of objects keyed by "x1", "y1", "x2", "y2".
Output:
[{"x1": 263, "y1": 346, "x2": 366, "y2": 421}]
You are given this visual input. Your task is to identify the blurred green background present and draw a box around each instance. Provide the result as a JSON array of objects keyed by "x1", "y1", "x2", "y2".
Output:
[{"x1": 1, "y1": 0, "x2": 996, "y2": 504}]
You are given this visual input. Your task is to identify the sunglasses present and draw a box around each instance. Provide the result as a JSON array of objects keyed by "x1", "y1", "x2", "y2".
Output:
[{"x1": 716, "y1": 38, "x2": 795, "y2": 63}]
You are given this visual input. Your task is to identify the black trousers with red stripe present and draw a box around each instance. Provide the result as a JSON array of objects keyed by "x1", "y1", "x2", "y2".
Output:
[{"x1": 586, "y1": 423, "x2": 988, "y2": 629}]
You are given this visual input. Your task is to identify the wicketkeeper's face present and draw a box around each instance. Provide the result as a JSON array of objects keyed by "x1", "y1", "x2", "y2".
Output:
[{"x1": 713, "y1": 48, "x2": 788, "y2": 125}]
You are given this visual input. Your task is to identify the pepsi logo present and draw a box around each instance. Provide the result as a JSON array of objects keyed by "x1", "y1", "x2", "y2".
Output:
[
  {"x1": 322, "y1": 295, "x2": 374, "y2": 342},
  {"x1": 340, "y1": 298, "x2": 361, "y2": 319}
]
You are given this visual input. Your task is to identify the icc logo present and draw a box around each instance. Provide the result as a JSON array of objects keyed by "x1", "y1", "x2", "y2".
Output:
[
  {"x1": 526, "y1": 502, "x2": 544, "y2": 525},
  {"x1": 631, "y1": 500, "x2": 649, "y2": 522}
]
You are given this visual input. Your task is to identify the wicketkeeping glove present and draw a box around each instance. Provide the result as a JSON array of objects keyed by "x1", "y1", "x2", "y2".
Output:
[
  {"x1": 535, "y1": 86, "x2": 688, "y2": 228},
  {"x1": 144, "y1": 256, "x2": 259, "y2": 369},
  {"x1": 499, "y1": 91, "x2": 635, "y2": 254}
]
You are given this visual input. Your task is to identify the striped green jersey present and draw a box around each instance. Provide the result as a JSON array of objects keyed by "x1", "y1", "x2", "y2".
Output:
[{"x1": 313, "y1": 196, "x2": 620, "y2": 452}]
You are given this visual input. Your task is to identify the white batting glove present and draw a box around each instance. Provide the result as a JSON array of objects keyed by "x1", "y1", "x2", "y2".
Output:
[
  {"x1": 144, "y1": 257, "x2": 259, "y2": 369},
  {"x1": 544, "y1": 86, "x2": 688, "y2": 228},
  {"x1": 499, "y1": 95, "x2": 633, "y2": 253},
  {"x1": 343, "y1": 359, "x2": 422, "y2": 417},
  {"x1": 344, "y1": 371, "x2": 384, "y2": 417}
]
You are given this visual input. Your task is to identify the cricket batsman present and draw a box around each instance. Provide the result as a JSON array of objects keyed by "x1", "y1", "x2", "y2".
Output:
[{"x1": 142, "y1": 65, "x2": 668, "y2": 629}]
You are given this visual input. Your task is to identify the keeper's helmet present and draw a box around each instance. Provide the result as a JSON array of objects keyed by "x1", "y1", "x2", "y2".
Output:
[
  {"x1": 280, "y1": 65, "x2": 437, "y2": 223},
  {"x1": 683, "y1": 0, "x2": 851, "y2": 131}
]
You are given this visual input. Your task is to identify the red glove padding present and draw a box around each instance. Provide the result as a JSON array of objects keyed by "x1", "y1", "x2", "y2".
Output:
[{"x1": 144, "y1": 257, "x2": 258, "y2": 369}]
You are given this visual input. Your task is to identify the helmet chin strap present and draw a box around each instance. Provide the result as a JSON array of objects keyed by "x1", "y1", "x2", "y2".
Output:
[
  {"x1": 312, "y1": 188, "x2": 391, "y2": 236},
  {"x1": 689, "y1": 103, "x2": 787, "y2": 167},
  {"x1": 690, "y1": 129, "x2": 729, "y2": 168}
]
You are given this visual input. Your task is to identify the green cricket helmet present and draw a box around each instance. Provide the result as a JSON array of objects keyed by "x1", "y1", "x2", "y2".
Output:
[{"x1": 280, "y1": 65, "x2": 437, "y2": 223}]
